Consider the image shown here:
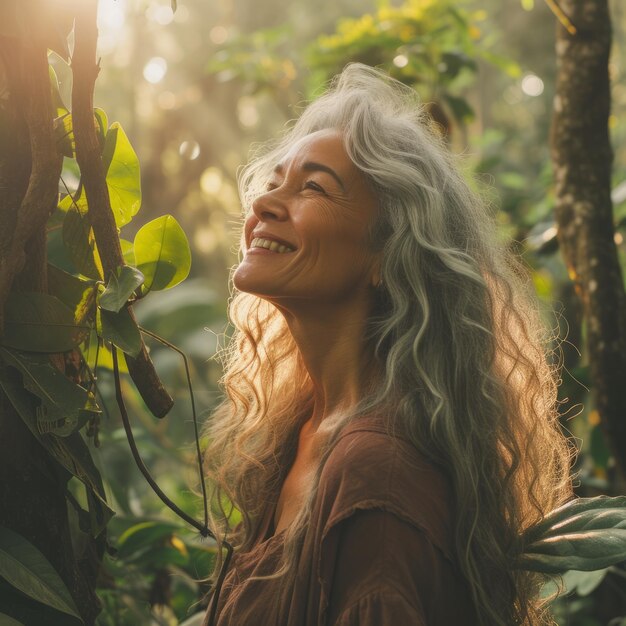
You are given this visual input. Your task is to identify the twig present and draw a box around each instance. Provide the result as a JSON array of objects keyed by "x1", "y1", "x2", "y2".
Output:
[
  {"x1": 139, "y1": 325, "x2": 209, "y2": 530},
  {"x1": 71, "y1": 1, "x2": 172, "y2": 418},
  {"x1": 111, "y1": 346, "x2": 209, "y2": 535},
  {"x1": 545, "y1": 0, "x2": 577, "y2": 35}
]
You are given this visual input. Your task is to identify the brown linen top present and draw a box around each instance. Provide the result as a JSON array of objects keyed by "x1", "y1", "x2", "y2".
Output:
[{"x1": 204, "y1": 414, "x2": 479, "y2": 626}]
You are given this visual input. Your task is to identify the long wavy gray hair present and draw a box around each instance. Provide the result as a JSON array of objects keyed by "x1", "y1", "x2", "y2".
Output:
[{"x1": 204, "y1": 63, "x2": 574, "y2": 625}]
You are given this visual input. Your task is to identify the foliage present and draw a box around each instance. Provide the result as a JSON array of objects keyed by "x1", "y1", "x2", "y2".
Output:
[{"x1": 0, "y1": 17, "x2": 205, "y2": 625}]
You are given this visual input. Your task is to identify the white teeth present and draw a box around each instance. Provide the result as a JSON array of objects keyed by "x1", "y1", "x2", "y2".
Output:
[{"x1": 250, "y1": 237, "x2": 294, "y2": 253}]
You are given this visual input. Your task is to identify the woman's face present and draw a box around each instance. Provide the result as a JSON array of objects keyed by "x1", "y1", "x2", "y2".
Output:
[{"x1": 233, "y1": 129, "x2": 380, "y2": 307}]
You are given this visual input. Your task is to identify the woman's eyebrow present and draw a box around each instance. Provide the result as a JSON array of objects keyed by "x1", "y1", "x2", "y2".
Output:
[{"x1": 273, "y1": 162, "x2": 346, "y2": 192}]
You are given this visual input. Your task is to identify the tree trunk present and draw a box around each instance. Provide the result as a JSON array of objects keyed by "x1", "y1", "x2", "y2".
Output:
[
  {"x1": 0, "y1": 28, "x2": 102, "y2": 626},
  {"x1": 550, "y1": 0, "x2": 626, "y2": 480}
]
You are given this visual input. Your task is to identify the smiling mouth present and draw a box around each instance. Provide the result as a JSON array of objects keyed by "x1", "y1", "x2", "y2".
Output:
[{"x1": 250, "y1": 237, "x2": 295, "y2": 254}]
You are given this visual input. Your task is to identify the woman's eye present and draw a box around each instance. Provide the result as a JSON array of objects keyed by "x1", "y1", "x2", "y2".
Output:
[{"x1": 304, "y1": 181, "x2": 325, "y2": 193}]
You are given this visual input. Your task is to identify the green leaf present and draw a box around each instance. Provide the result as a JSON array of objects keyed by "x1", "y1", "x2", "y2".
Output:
[
  {"x1": 47, "y1": 264, "x2": 97, "y2": 326},
  {"x1": 561, "y1": 568, "x2": 609, "y2": 597},
  {"x1": 0, "y1": 367, "x2": 113, "y2": 537},
  {"x1": 62, "y1": 197, "x2": 104, "y2": 280},
  {"x1": 101, "y1": 122, "x2": 141, "y2": 227},
  {"x1": 519, "y1": 528, "x2": 626, "y2": 573},
  {"x1": 0, "y1": 348, "x2": 99, "y2": 437},
  {"x1": 117, "y1": 521, "x2": 181, "y2": 559},
  {"x1": 2, "y1": 293, "x2": 89, "y2": 353},
  {"x1": 48, "y1": 65, "x2": 66, "y2": 116},
  {"x1": 53, "y1": 111, "x2": 74, "y2": 158},
  {"x1": 0, "y1": 527, "x2": 82, "y2": 621},
  {"x1": 525, "y1": 496, "x2": 626, "y2": 544},
  {"x1": 93, "y1": 108, "x2": 108, "y2": 149},
  {"x1": 99, "y1": 307, "x2": 141, "y2": 357},
  {"x1": 99, "y1": 266, "x2": 145, "y2": 313},
  {"x1": 134, "y1": 215, "x2": 191, "y2": 293},
  {"x1": 0, "y1": 612, "x2": 26, "y2": 626},
  {"x1": 120, "y1": 238, "x2": 136, "y2": 266}
]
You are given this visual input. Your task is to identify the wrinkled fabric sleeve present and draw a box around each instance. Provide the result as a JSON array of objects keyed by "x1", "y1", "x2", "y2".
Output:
[{"x1": 325, "y1": 508, "x2": 460, "y2": 626}]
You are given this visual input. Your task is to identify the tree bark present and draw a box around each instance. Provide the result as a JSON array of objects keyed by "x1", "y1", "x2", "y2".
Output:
[
  {"x1": 550, "y1": 0, "x2": 626, "y2": 478},
  {"x1": 0, "y1": 31, "x2": 102, "y2": 626}
]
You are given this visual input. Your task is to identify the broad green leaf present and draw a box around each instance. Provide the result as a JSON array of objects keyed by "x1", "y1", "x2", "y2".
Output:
[
  {"x1": 49, "y1": 65, "x2": 66, "y2": 116},
  {"x1": 81, "y1": 330, "x2": 129, "y2": 374},
  {"x1": 2, "y1": 293, "x2": 89, "y2": 352},
  {"x1": 99, "y1": 266, "x2": 145, "y2": 313},
  {"x1": 117, "y1": 521, "x2": 181, "y2": 559},
  {"x1": 0, "y1": 527, "x2": 82, "y2": 621},
  {"x1": 99, "y1": 307, "x2": 141, "y2": 357},
  {"x1": 134, "y1": 215, "x2": 191, "y2": 293},
  {"x1": 0, "y1": 612, "x2": 26, "y2": 626},
  {"x1": 62, "y1": 203, "x2": 104, "y2": 280},
  {"x1": 0, "y1": 349, "x2": 99, "y2": 437},
  {"x1": 47, "y1": 264, "x2": 97, "y2": 326},
  {"x1": 93, "y1": 108, "x2": 108, "y2": 148},
  {"x1": 520, "y1": 529, "x2": 626, "y2": 573},
  {"x1": 120, "y1": 238, "x2": 136, "y2": 266},
  {"x1": 561, "y1": 568, "x2": 609, "y2": 596},
  {"x1": 521, "y1": 0, "x2": 534, "y2": 10},
  {"x1": 548, "y1": 508, "x2": 626, "y2": 535},
  {"x1": 0, "y1": 367, "x2": 113, "y2": 536},
  {"x1": 525, "y1": 496, "x2": 626, "y2": 544},
  {"x1": 101, "y1": 122, "x2": 141, "y2": 227}
]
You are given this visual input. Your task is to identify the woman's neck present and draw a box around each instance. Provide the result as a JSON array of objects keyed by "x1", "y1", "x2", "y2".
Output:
[{"x1": 277, "y1": 297, "x2": 374, "y2": 432}]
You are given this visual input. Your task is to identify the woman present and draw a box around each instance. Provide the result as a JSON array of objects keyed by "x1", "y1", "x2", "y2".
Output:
[{"x1": 203, "y1": 63, "x2": 573, "y2": 626}]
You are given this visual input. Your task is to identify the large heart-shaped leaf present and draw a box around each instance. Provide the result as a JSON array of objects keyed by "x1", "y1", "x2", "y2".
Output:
[
  {"x1": 99, "y1": 266, "x2": 145, "y2": 313},
  {"x1": 102, "y1": 122, "x2": 141, "y2": 227},
  {"x1": 134, "y1": 215, "x2": 191, "y2": 293},
  {"x1": 2, "y1": 293, "x2": 89, "y2": 352},
  {"x1": 0, "y1": 527, "x2": 82, "y2": 621}
]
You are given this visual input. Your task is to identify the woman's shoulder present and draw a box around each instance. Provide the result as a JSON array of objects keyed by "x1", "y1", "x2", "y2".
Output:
[{"x1": 317, "y1": 414, "x2": 455, "y2": 562}]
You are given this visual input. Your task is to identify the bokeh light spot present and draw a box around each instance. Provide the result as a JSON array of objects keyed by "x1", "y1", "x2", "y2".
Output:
[
  {"x1": 210, "y1": 26, "x2": 229, "y2": 45},
  {"x1": 201, "y1": 168, "x2": 223, "y2": 195},
  {"x1": 179, "y1": 140, "x2": 201, "y2": 160},
  {"x1": 143, "y1": 57, "x2": 168, "y2": 84},
  {"x1": 393, "y1": 54, "x2": 408, "y2": 68},
  {"x1": 521, "y1": 73, "x2": 544, "y2": 97},
  {"x1": 237, "y1": 97, "x2": 259, "y2": 128}
]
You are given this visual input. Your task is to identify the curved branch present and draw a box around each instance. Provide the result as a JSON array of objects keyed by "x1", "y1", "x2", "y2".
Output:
[{"x1": 71, "y1": 0, "x2": 173, "y2": 418}]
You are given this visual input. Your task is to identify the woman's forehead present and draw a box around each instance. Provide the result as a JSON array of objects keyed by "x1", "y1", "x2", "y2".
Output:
[{"x1": 278, "y1": 129, "x2": 348, "y2": 170}]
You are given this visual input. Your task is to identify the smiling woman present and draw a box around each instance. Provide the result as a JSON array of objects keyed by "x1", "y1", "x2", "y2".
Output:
[{"x1": 202, "y1": 63, "x2": 574, "y2": 626}]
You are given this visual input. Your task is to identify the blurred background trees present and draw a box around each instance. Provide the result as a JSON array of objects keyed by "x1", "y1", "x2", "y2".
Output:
[{"x1": 7, "y1": 0, "x2": 624, "y2": 623}]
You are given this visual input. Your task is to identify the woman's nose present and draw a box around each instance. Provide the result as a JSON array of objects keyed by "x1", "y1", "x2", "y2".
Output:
[{"x1": 251, "y1": 188, "x2": 289, "y2": 222}]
